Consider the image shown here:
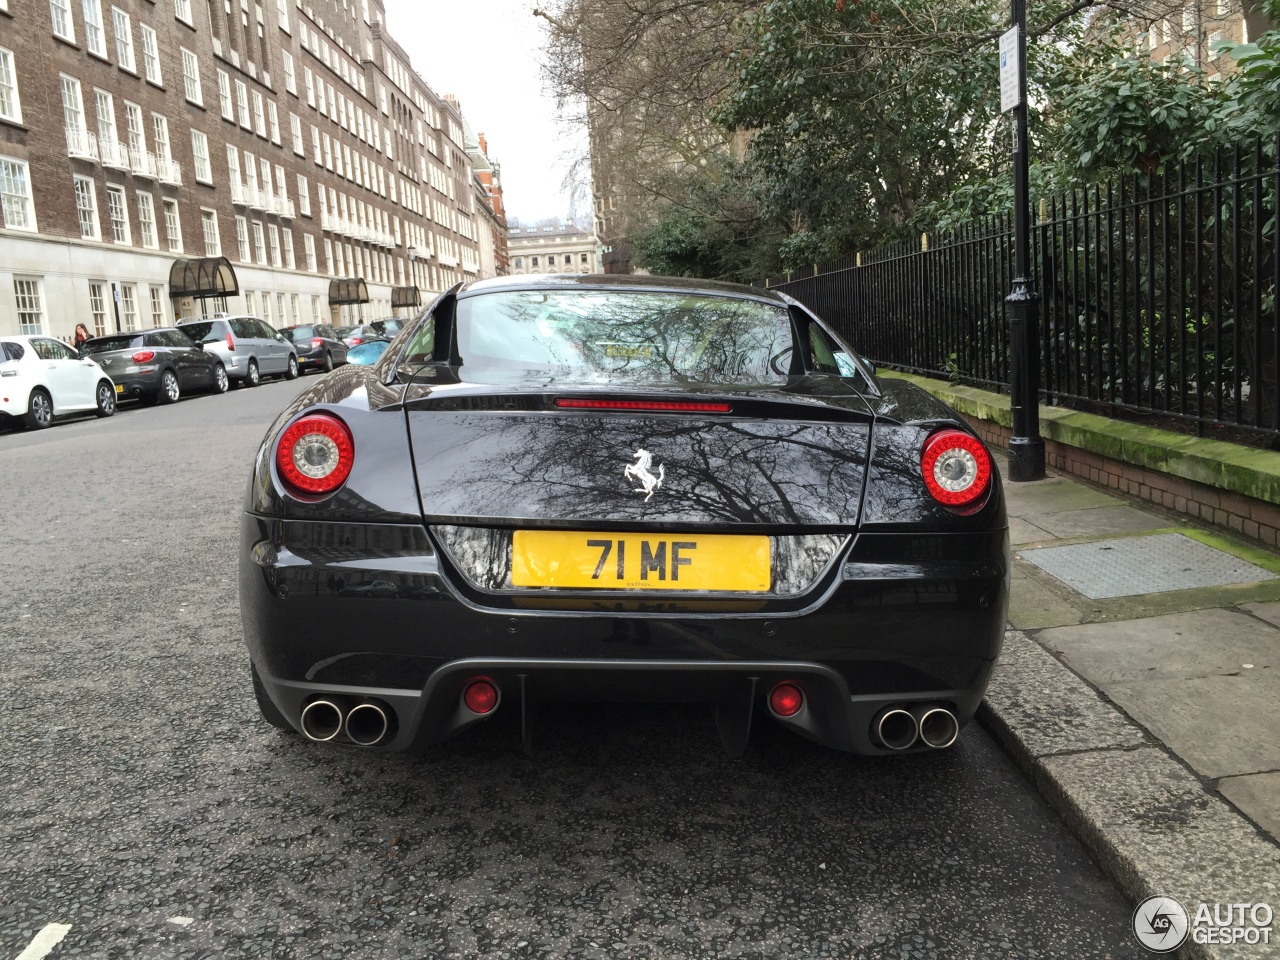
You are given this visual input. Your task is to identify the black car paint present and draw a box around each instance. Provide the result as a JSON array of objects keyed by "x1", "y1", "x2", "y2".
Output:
[
  {"x1": 280, "y1": 324, "x2": 350, "y2": 372},
  {"x1": 241, "y1": 277, "x2": 1009, "y2": 756},
  {"x1": 83, "y1": 329, "x2": 223, "y2": 401}
]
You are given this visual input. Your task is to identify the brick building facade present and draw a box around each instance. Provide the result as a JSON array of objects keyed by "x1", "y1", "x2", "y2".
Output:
[{"x1": 0, "y1": 0, "x2": 497, "y2": 337}]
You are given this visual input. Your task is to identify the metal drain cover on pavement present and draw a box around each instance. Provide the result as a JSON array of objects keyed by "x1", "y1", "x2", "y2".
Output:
[{"x1": 1019, "y1": 533, "x2": 1277, "y2": 599}]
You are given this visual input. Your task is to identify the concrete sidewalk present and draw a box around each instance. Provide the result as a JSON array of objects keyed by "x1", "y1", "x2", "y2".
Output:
[{"x1": 981, "y1": 456, "x2": 1280, "y2": 959}]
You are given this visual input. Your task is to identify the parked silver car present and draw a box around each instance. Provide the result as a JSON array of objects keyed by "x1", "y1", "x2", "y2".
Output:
[{"x1": 175, "y1": 315, "x2": 298, "y2": 386}]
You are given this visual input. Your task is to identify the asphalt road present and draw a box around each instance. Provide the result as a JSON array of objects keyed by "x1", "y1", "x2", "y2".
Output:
[{"x1": 1, "y1": 379, "x2": 1145, "y2": 960}]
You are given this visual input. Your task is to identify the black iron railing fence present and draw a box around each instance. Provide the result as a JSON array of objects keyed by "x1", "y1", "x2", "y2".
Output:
[{"x1": 762, "y1": 138, "x2": 1280, "y2": 442}]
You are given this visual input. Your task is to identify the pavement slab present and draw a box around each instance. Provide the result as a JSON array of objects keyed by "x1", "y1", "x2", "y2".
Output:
[
  {"x1": 1242, "y1": 602, "x2": 1280, "y2": 630},
  {"x1": 1009, "y1": 516, "x2": 1056, "y2": 546},
  {"x1": 1106, "y1": 673, "x2": 1280, "y2": 779},
  {"x1": 1037, "y1": 608, "x2": 1280, "y2": 682},
  {"x1": 1028, "y1": 505, "x2": 1172, "y2": 540},
  {"x1": 1219, "y1": 773, "x2": 1280, "y2": 843},
  {"x1": 1003, "y1": 477, "x2": 1123, "y2": 515}
]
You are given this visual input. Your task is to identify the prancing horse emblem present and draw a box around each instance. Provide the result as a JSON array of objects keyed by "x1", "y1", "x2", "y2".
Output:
[{"x1": 623, "y1": 448, "x2": 665, "y2": 501}]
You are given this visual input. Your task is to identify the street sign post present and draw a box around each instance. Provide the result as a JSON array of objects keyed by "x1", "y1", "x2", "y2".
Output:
[{"x1": 999, "y1": 28, "x2": 1020, "y2": 113}]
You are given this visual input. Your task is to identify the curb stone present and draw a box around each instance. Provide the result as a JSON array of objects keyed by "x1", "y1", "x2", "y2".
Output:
[{"x1": 978, "y1": 630, "x2": 1280, "y2": 960}]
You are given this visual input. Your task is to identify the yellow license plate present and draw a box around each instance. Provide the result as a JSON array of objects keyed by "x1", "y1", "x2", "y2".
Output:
[
  {"x1": 114, "y1": 384, "x2": 123, "y2": 394},
  {"x1": 511, "y1": 532, "x2": 771, "y2": 592}
]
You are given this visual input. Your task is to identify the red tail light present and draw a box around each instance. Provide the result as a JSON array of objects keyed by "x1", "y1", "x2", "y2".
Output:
[
  {"x1": 275, "y1": 413, "x2": 355, "y2": 496},
  {"x1": 769, "y1": 682, "x2": 804, "y2": 717},
  {"x1": 132, "y1": 350, "x2": 155, "y2": 363},
  {"x1": 554, "y1": 398, "x2": 732, "y2": 413},
  {"x1": 462, "y1": 678, "x2": 499, "y2": 715},
  {"x1": 349, "y1": 337, "x2": 364, "y2": 346},
  {"x1": 226, "y1": 332, "x2": 235, "y2": 352},
  {"x1": 311, "y1": 337, "x2": 323, "y2": 347},
  {"x1": 921, "y1": 429, "x2": 992, "y2": 509}
]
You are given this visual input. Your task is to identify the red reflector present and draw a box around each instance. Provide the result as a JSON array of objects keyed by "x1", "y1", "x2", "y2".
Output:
[
  {"x1": 311, "y1": 337, "x2": 323, "y2": 347},
  {"x1": 769, "y1": 682, "x2": 804, "y2": 718},
  {"x1": 132, "y1": 350, "x2": 155, "y2": 363},
  {"x1": 554, "y1": 398, "x2": 732, "y2": 413},
  {"x1": 275, "y1": 412, "x2": 355, "y2": 496},
  {"x1": 921, "y1": 429, "x2": 993, "y2": 508},
  {"x1": 463, "y1": 678, "x2": 499, "y2": 715}
]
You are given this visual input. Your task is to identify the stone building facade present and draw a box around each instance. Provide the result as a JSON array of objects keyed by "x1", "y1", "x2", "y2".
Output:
[
  {"x1": 0, "y1": 0, "x2": 496, "y2": 337},
  {"x1": 507, "y1": 220, "x2": 601, "y2": 276}
]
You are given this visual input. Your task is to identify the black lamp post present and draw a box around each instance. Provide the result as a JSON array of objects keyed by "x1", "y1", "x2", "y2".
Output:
[{"x1": 1005, "y1": 0, "x2": 1045, "y2": 481}]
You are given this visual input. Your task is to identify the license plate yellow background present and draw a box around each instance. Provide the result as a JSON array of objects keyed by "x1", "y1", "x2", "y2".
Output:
[{"x1": 511, "y1": 532, "x2": 771, "y2": 592}]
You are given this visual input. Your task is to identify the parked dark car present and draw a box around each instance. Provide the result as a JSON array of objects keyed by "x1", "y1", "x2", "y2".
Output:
[
  {"x1": 241, "y1": 275, "x2": 1008, "y2": 756},
  {"x1": 279, "y1": 324, "x2": 350, "y2": 374},
  {"x1": 82, "y1": 328, "x2": 228, "y2": 404},
  {"x1": 340, "y1": 318, "x2": 404, "y2": 347}
]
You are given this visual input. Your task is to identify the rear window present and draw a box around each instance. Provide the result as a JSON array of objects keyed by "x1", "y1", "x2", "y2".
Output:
[
  {"x1": 1, "y1": 341, "x2": 24, "y2": 362},
  {"x1": 83, "y1": 335, "x2": 143, "y2": 355},
  {"x1": 280, "y1": 326, "x2": 316, "y2": 341},
  {"x1": 452, "y1": 290, "x2": 794, "y2": 387},
  {"x1": 179, "y1": 321, "x2": 223, "y2": 343}
]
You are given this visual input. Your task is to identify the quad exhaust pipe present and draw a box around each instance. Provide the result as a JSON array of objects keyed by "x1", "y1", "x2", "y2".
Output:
[
  {"x1": 872, "y1": 705, "x2": 959, "y2": 751},
  {"x1": 300, "y1": 696, "x2": 393, "y2": 745}
]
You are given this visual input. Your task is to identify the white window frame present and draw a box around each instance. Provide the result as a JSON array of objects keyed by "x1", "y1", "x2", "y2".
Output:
[
  {"x1": 268, "y1": 223, "x2": 281, "y2": 267},
  {"x1": 163, "y1": 198, "x2": 183, "y2": 252},
  {"x1": 303, "y1": 232, "x2": 316, "y2": 272},
  {"x1": 151, "y1": 113, "x2": 171, "y2": 161},
  {"x1": 0, "y1": 156, "x2": 36, "y2": 231},
  {"x1": 282, "y1": 229, "x2": 295, "y2": 269},
  {"x1": 112, "y1": 8, "x2": 135, "y2": 72},
  {"x1": 282, "y1": 51, "x2": 296, "y2": 95},
  {"x1": 290, "y1": 113, "x2": 304, "y2": 155},
  {"x1": 252, "y1": 91, "x2": 266, "y2": 137},
  {"x1": 105, "y1": 184, "x2": 131, "y2": 244},
  {"x1": 268, "y1": 101, "x2": 280, "y2": 145},
  {"x1": 0, "y1": 47, "x2": 20, "y2": 125},
  {"x1": 136, "y1": 190, "x2": 157, "y2": 248},
  {"x1": 252, "y1": 219, "x2": 266, "y2": 264},
  {"x1": 89, "y1": 281, "x2": 108, "y2": 335},
  {"x1": 83, "y1": 0, "x2": 107, "y2": 58},
  {"x1": 200, "y1": 207, "x2": 221, "y2": 256},
  {"x1": 50, "y1": 0, "x2": 76, "y2": 42},
  {"x1": 140, "y1": 24, "x2": 162, "y2": 84},
  {"x1": 235, "y1": 214, "x2": 250, "y2": 261},
  {"x1": 73, "y1": 175, "x2": 100, "y2": 239},
  {"x1": 175, "y1": 0, "x2": 193, "y2": 26},
  {"x1": 296, "y1": 174, "x2": 310, "y2": 215},
  {"x1": 235, "y1": 80, "x2": 250, "y2": 129},
  {"x1": 119, "y1": 282, "x2": 137, "y2": 330},
  {"x1": 181, "y1": 48, "x2": 203, "y2": 105},
  {"x1": 191, "y1": 129, "x2": 212, "y2": 184},
  {"x1": 218, "y1": 70, "x2": 233, "y2": 120},
  {"x1": 149, "y1": 285, "x2": 166, "y2": 327},
  {"x1": 14, "y1": 278, "x2": 45, "y2": 334}
]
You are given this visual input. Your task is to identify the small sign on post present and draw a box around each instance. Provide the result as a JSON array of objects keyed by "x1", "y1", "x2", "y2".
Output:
[{"x1": 999, "y1": 27, "x2": 1021, "y2": 113}]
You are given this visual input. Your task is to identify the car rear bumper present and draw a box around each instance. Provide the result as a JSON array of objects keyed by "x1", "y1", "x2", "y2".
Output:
[
  {"x1": 241, "y1": 515, "x2": 1009, "y2": 756},
  {"x1": 111, "y1": 371, "x2": 163, "y2": 397}
]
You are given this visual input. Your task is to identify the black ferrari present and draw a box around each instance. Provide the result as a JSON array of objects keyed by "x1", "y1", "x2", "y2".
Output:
[{"x1": 241, "y1": 274, "x2": 1009, "y2": 755}]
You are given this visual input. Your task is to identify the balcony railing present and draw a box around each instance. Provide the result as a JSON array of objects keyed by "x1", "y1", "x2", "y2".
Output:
[
  {"x1": 246, "y1": 185, "x2": 268, "y2": 210},
  {"x1": 98, "y1": 138, "x2": 130, "y2": 170},
  {"x1": 129, "y1": 148, "x2": 159, "y2": 179},
  {"x1": 231, "y1": 181, "x2": 247, "y2": 204},
  {"x1": 65, "y1": 127, "x2": 99, "y2": 162},
  {"x1": 156, "y1": 157, "x2": 182, "y2": 186}
]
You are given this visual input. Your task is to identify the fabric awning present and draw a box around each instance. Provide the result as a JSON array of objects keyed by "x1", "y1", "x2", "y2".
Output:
[
  {"x1": 168, "y1": 257, "x2": 239, "y2": 298},
  {"x1": 391, "y1": 285, "x2": 421, "y2": 308},
  {"x1": 328, "y1": 278, "x2": 370, "y2": 305}
]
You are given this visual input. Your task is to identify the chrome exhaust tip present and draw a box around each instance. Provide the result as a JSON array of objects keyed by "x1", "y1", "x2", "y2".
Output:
[
  {"x1": 300, "y1": 698, "x2": 344, "y2": 742},
  {"x1": 874, "y1": 708, "x2": 918, "y2": 751},
  {"x1": 918, "y1": 707, "x2": 959, "y2": 749},
  {"x1": 345, "y1": 702, "x2": 391, "y2": 746}
]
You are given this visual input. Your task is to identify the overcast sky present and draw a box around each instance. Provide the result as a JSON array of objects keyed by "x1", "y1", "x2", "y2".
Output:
[{"x1": 379, "y1": 0, "x2": 587, "y2": 226}]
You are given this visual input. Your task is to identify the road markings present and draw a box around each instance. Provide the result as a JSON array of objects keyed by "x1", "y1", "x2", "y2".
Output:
[
  {"x1": 167, "y1": 917, "x2": 194, "y2": 926},
  {"x1": 13, "y1": 924, "x2": 71, "y2": 960}
]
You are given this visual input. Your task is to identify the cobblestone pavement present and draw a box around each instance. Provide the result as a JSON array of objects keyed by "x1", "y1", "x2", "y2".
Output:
[{"x1": 1, "y1": 382, "x2": 1144, "y2": 959}]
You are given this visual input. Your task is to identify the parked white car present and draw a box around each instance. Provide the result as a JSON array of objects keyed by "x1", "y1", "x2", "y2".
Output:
[{"x1": 0, "y1": 334, "x2": 116, "y2": 429}]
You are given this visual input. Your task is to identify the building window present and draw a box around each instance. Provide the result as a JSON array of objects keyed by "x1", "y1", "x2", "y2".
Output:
[
  {"x1": 175, "y1": 0, "x2": 193, "y2": 26},
  {"x1": 282, "y1": 51, "x2": 296, "y2": 94},
  {"x1": 235, "y1": 80, "x2": 250, "y2": 128},
  {"x1": 14, "y1": 279, "x2": 45, "y2": 334},
  {"x1": 261, "y1": 290, "x2": 272, "y2": 326},
  {"x1": 252, "y1": 92, "x2": 266, "y2": 136},
  {"x1": 119, "y1": 283, "x2": 137, "y2": 330},
  {"x1": 289, "y1": 293, "x2": 299, "y2": 325},
  {"x1": 152, "y1": 113, "x2": 171, "y2": 161},
  {"x1": 0, "y1": 47, "x2": 21, "y2": 125},
  {"x1": 73, "y1": 176, "x2": 100, "y2": 239},
  {"x1": 310, "y1": 294, "x2": 320, "y2": 321},
  {"x1": 163, "y1": 198, "x2": 182, "y2": 252},
  {"x1": 245, "y1": 291, "x2": 257, "y2": 316},
  {"x1": 311, "y1": 125, "x2": 321, "y2": 164},
  {"x1": 1, "y1": 157, "x2": 35, "y2": 231},
  {"x1": 234, "y1": 214, "x2": 249, "y2": 260},
  {"x1": 268, "y1": 223, "x2": 281, "y2": 267},
  {"x1": 191, "y1": 129, "x2": 211, "y2": 183},
  {"x1": 88, "y1": 282, "x2": 108, "y2": 335},
  {"x1": 252, "y1": 220, "x2": 266, "y2": 264},
  {"x1": 304, "y1": 67, "x2": 315, "y2": 107},
  {"x1": 140, "y1": 25, "x2": 161, "y2": 84},
  {"x1": 95, "y1": 89, "x2": 117, "y2": 149},
  {"x1": 200, "y1": 208, "x2": 220, "y2": 255},
  {"x1": 290, "y1": 113, "x2": 303, "y2": 155},
  {"x1": 123, "y1": 101, "x2": 145, "y2": 159},
  {"x1": 276, "y1": 293, "x2": 285, "y2": 325},
  {"x1": 51, "y1": 0, "x2": 76, "y2": 42},
  {"x1": 531, "y1": 256, "x2": 538, "y2": 267},
  {"x1": 323, "y1": 238, "x2": 333, "y2": 275},
  {"x1": 303, "y1": 233, "x2": 316, "y2": 272},
  {"x1": 82, "y1": 0, "x2": 107, "y2": 57},
  {"x1": 276, "y1": 0, "x2": 289, "y2": 32},
  {"x1": 181, "y1": 48, "x2": 202, "y2": 105},
  {"x1": 149, "y1": 285, "x2": 166, "y2": 326},
  {"x1": 267, "y1": 102, "x2": 280, "y2": 145},
  {"x1": 112, "y1": 8, "x2": 136, "y2": 72},
  {"x1": 282, "y1": 229, "x2": 295, "y2": 269},
  {"x1": 218, "y1": 70, "x2": 233, "y2": 120},
  {"x1": 105, "y1": 185, "x2": 130, "y2": 243},
  {"x1": 136, "y1": 191, "x2": 157, "y2": 248}
]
